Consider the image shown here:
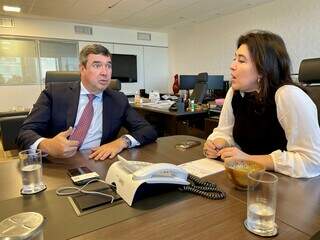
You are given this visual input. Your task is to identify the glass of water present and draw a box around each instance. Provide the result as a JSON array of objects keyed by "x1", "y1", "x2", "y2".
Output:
[
  {"x1": 19, "y1": 149, "x2": 46, "y2": 195},
  {"x1": 244, "y1": 171, "x2": 278, "y2": 237}
]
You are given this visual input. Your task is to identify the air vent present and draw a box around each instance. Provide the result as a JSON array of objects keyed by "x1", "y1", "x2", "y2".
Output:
[
  {"x1": 74, "y1": 25, "x2": 93, "y2": 35},
  {"x1": 0, "y1": 17, "x2": 15, "y2": 28},
  {"x1": 137, "y1": 32, "x2": 151, "y2": 41}
]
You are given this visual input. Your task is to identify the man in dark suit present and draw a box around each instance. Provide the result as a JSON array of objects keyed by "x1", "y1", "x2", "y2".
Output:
[{"x1": 17, "y1": 44, "x2": 157, "y2": 160}]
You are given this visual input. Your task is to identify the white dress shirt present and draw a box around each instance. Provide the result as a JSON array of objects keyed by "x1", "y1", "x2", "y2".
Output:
[
  {"x1": 208, "y1": 85, "x2": 320, "y2": 178},
  {"x1": 32, "y1": 83, "x2": 139, "y2": 151}
]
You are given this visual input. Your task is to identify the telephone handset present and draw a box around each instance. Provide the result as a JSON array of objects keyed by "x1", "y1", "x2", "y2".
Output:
[
  {"x1": 118, "y1": 155, "x2": 189, "y2": 185},
  {"x1": 132, "y1": 163, "x2": 189, "y2": 185}
]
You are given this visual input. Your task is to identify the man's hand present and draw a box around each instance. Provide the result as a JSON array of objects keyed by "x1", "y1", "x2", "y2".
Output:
[
  {"x1": 218, "y1": 147, "x2": 250, "y2": 161},
  {"x1": 203, "y1": 138, "x2": 227, "y2": 159},
  {"x1": 89, "y1": 138, "x2": 127, "y2": 160},
  {"x1": 38, "y1": 127, "x2": 79, "y2": 158}
]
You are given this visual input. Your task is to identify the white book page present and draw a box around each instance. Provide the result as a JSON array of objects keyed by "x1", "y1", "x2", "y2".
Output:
[{"x1": 179, "y1": 158, "x2": 225, "y2": 178}]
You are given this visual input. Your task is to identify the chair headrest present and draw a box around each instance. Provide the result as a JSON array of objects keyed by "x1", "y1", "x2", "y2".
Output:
[
  {"x1": 45, "y1": 71, "x2": 80, "y2": 86},
  {"x1": 196, "y1": 72, "x2": 208, "y2": 83},
  {"x1": 298, "y1": 58, "x2": 320, "y2": 84},
  {"x1": 110, "y1": 79, "x2": 121, "y2": 91}
]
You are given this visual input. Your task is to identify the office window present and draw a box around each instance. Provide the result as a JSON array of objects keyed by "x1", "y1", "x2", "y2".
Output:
[
  {"x1": 39, "y1": 41, "x2": 78, "y2": 81},
  {"x1": 0, "y1": 39, "x2": 39, "y2": 85},
  {"x1": 0, "y1": 38, "x2": 78, "y2": 86}
]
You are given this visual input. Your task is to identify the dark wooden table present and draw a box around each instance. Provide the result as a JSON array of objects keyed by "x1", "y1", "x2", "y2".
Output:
[
  {"x1": 0, "y1": 135, "x2": 319, "y2": 240},
  {"x1": 0, "y1": 110, "x2": 30, "y2": 118}
]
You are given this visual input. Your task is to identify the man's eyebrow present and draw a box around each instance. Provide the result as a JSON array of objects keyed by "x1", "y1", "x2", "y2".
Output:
[{"x1": 92, "y1": 60, "x2": 112, "y2": 64}]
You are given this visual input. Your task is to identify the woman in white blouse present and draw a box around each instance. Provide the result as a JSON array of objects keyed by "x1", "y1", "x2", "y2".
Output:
[{"x1": 203, "y1": 30, "x2": 320, "y2": 178}]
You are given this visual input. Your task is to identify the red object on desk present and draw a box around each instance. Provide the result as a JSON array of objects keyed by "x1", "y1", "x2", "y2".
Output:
[{"x1": 172, "y1": 74, "x2": 179, "y2": 95}]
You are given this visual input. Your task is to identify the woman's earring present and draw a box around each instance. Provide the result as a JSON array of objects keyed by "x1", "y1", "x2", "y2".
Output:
[{"x1": 257, "y1": 77, "x2": 261, "y2": 83}]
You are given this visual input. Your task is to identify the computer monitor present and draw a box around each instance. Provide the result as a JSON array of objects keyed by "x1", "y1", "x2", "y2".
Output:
[
  {"x1": 112, "y1": 54, "x2": 137, "y2": 83},
  {"x1": 179, "y1": 75, "x2": 197, "y2": 90},
  {"x1": 207, "y1": 75, "x2": 224, "y2": 90}
]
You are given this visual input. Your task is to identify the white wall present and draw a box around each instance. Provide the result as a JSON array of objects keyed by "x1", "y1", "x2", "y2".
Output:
[
  {"x1": 0, "y1": 85, "x2": 41, "y2": 112},
  {"x1": 144, "y1": 46, "x2": 169, "y2": 93},
  {"x1": 0, "y1": 18, "x2": 169, "y2": 111},
  {"x1": 168, "y1": 0, "x2": 320, "y2": 81}
]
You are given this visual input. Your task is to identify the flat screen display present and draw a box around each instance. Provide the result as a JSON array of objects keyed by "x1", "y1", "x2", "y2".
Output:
[
  {"x1": 207, "y1": 75, "x2": 224, "y2": 90},
  {"x1": 111, "y1": 54, "x2": 137, "y2": 83},
  {"x1": 179, "y1": 75, "x2": 197, "y2": 90}
]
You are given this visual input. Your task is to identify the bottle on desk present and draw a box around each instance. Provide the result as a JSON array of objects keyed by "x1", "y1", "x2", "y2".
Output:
[
  {"x1": 182, "y1": 91, "x2": 189, "y2": 111},
  {"x1": 134, "y1": 91, "x2": 141, "y2": 105},
  {"x1": 189, "y1": 100, "x2": 195, "y2": 112}
]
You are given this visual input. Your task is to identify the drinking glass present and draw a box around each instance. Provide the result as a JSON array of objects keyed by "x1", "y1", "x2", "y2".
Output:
[
  {"x1": 244, "y1": 171, "x2": 278, "y2": 237},
  {"x1": 19, "y1": 149, "x2": 46, "y2": 195},
  {"x1": 0, "y1": 212, "x2": 44, "y2": 239}
]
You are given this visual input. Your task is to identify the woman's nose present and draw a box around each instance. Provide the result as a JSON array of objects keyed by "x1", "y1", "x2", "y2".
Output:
[{"x1": 230, "y1": 61, "x2": 236, "y2": 71}]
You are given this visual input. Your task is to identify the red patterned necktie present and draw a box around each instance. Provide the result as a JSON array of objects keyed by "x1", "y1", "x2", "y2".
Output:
[{"x1": 69, "y1": 94, "x2": 96, "y2": 147}]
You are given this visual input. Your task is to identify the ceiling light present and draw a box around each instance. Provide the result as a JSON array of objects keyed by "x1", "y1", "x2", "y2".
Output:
[{"x1": 3, "y1": 5, "x2": 21, "y2": 13}]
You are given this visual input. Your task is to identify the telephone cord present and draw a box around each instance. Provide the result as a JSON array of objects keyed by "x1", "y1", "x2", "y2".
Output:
[
  {"x1": 56, "y1": 179, "x2": 115, "y2": 203},
  {"x1": 179, "y1": 174, "x2": 226, "y2": 200}
]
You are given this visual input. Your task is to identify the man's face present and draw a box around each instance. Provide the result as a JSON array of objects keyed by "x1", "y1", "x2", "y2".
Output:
[{"x1": 80, "y1": 54, "x2": 112, "y2": 94}]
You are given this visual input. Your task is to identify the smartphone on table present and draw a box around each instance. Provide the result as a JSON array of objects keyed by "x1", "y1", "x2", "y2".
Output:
[
  {"x1": 175, "y1": 140, "x2": 201, "y2": 150},
  {"x1": 67, "y1": 166, "x2": 100, "y2": 185}
]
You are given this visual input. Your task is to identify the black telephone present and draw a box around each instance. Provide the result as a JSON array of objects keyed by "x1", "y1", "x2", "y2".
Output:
[
  {"x1": 169, "y1": 101, "x2": 185, "y2": 112},
  {"x1": 169, "y1": 102, "x2": 178, "y2": 111}
]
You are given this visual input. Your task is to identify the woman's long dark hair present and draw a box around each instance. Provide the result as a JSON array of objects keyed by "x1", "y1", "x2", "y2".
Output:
[{"x1": 237, "y1": 30, "x2": 295, "y2": 104}]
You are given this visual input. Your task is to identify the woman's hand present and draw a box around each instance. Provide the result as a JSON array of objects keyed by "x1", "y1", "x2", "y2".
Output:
[
  {"x1": 218, "y1": 147, "x2": 274, "y2": 170},
  {"x1": 218, "y1": 147, "x2": 250, "y2": 161},
  {"x1": 203, "y1": 138, "x2": 227, "y2": 159}
]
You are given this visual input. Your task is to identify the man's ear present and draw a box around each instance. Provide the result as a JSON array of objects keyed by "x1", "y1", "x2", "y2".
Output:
[{"x1": 79, "y1": 64, "x2": 86, "y2": 72}]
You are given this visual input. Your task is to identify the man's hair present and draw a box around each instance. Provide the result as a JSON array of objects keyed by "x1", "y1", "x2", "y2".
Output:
[
  {"x1": 237, "y1": 30, "x2": 293, "y2": 102},
  {"x1": 79, "y1": 44, "x2": 111, "y2": 67}
]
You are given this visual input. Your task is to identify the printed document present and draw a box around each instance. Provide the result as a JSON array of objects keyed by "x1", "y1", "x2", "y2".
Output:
[{"x1": 179, "y1": 158, "x2": 225, "y2": 178}]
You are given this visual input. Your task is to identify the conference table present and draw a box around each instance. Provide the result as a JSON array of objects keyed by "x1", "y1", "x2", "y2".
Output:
[{"x1": 0, "y1": 135, "x2": 319, "y2": 239}]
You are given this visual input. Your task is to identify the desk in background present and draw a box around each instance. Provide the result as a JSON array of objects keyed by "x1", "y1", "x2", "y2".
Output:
[
  {"x1": 133, "y1": 104, "x2": 208, "y2": 138},
  {"x1": 0, "y1": 135, "x2": 319, "y2": 239},
  {"x1": 0, "y1": 110, "x2": 29, "y2": 118}
]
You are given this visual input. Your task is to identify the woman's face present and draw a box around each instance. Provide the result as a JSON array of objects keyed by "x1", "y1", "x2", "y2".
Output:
[{"x1": 230, "y1": 44, "x2": 261, "y2": 92}]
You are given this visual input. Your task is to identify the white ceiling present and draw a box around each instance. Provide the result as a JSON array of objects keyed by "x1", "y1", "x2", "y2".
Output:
[{"x1": 0, "y1": 0, "x2": 274, "y2": 31}]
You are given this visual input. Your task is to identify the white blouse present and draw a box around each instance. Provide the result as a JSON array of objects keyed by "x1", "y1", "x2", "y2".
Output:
[{"x1": 208, "y1": 85, "x2": 320, "y2": 178}]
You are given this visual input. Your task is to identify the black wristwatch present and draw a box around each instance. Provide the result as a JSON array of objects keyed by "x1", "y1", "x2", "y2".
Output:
[{"x1": 121, "y1": 135, "x2": 132, "y2": 148}]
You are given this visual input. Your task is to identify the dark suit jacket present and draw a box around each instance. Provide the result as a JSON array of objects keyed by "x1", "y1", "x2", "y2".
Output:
[{"x1": 17, "y1": 81, "x2": 157, "y2": 150}]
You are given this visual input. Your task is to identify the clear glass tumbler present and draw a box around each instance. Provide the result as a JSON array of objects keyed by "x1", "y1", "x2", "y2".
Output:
[
  {"x1": 244, "y1": 171, "x2": 278, "y2": 237},
  {"x1": 19, "y1": 149, "x2": 47, "y2": 195}
]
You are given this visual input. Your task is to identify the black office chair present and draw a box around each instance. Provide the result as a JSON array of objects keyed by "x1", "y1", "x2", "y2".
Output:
[
  {"x1": 190, "y1": 72, "x2": 208, "y2": 104},
  {"x1": 45, "y1": 71, "x2": 80, "y2": 87},
  {"x1": 0, "y1": 115, "x2": 27, "y2": 152},
  {"x1": 298, "y1": 58, "x2": 320, "y2": 124},
  {"x1": 45, "y1": 71, "x2": 121, "y2": 91},
  {"x1": 109, "y1": 78, "x2": 121, "y2": 91}
]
